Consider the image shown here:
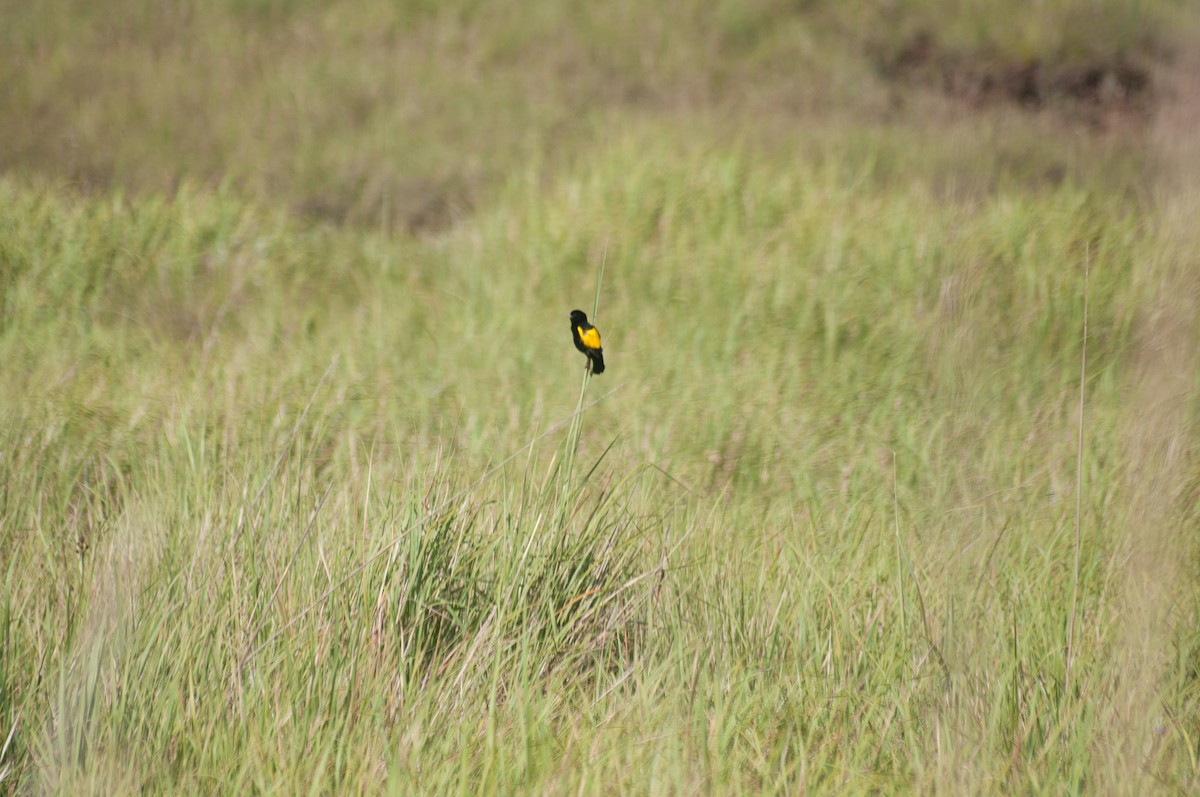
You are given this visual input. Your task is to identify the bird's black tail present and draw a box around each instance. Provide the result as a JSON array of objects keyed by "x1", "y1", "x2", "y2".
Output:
[{"x1": 591, "y1": 351, "x2": 605, "y2": 374}]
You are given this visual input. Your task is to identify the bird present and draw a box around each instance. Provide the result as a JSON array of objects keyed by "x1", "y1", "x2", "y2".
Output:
[{"x1": 569, "y1": 309, "x2": 605, "y2": 374}]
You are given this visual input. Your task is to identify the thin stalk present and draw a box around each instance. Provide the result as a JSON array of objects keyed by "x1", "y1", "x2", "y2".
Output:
[
  {"x1": 563, "y1": 242, "x2": 607, "y2": 484},
  {"x1": 1065, "y1": 243, "x2": 1089, "y2": 699}
]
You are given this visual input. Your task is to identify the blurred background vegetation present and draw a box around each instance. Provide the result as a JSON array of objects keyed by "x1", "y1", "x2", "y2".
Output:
[{"x1": 0, "y1": 0, "x2": 1184, "y2": 229}]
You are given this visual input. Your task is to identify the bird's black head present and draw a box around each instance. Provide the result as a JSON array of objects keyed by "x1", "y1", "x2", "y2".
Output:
[{"x1": 569, "y1": 310, "x2": 588, "y2": 326}]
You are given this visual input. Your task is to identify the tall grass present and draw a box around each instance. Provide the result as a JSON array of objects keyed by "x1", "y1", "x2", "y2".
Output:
[
  {"x1": 2, "y1": 0, "x2": 1198, "y2": 793},
  {"x1": 3, "y1": 128, "x2": 1197, "y2": 790}
]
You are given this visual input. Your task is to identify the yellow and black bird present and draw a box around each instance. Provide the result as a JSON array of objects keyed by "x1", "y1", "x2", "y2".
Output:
[{"x1": 569, "y1": 309, "x2": 605, "y2": 374}]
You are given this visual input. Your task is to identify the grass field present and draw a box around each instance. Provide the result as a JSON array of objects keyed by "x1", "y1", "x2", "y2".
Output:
[{"x1": 2, "y1": 0, "x2": 1199, "y2": 793}]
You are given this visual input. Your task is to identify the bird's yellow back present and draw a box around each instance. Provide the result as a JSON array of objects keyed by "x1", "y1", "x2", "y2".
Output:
[{"x1": 577, "y1": 326, "x2": 602, "y2": 350}]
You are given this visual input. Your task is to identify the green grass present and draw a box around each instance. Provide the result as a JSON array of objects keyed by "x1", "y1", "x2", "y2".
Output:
[{"x1": 2, "y1": 1, "x2": 1199, "y2": 794}]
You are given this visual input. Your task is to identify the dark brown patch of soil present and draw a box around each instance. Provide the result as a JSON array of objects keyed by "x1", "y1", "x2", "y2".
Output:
[{"x1": 886, "y1": 32, "x2": 1154, "y2": 125}]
